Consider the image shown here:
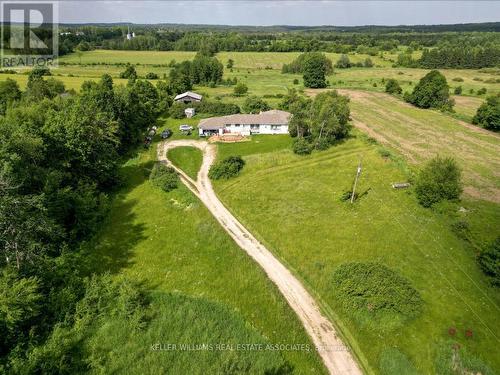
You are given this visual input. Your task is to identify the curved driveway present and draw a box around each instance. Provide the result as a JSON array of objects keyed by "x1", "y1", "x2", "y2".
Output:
[{"x1": 158, "y1": 139, "x2": 362, "y2": 375}]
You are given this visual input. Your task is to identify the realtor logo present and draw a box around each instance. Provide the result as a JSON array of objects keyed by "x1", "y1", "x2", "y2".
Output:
[{"x1": 1, "y1": 1, "x2": 58, "y2": 68}]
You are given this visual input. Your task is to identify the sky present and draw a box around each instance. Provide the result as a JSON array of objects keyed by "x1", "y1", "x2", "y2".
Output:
[{"x1": 56, "y1": 1, "x2": 500, "y2": 26}]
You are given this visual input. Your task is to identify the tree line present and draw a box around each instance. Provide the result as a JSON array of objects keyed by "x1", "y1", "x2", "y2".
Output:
[{"x1": 0, "y1": 69, "x2": 171, "y2": 372}]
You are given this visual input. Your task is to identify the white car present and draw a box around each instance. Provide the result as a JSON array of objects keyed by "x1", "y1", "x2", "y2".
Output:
[{"x1": 179, "y1": 124, "x2": 193, "y2": 131}]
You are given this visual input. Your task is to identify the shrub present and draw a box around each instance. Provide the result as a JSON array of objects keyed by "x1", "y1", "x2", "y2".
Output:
[
  {"x1": 332, "y1": 262, "x2": 423, "y2": 329},
  {"x1": 477, "y1": 87, "x2": 487, "y2": 95},
  {"x1": 472, "y1": 95, "x2": 500, "y2": 131},
  {"x1": 364, "y1": 58, "x2": 374, "y2": 68},
  {"x1": 233, "y1": 82, "x2": 248, "y2": 96},
  {"x1": 149, "y1": 163, "x2": 179, "y2": 192},
  {"x1": 145, "y1": 72, "x2": 159, "y2": 80},
  {"x1": 292, "y1": 138, "x2": 312, "y2": 155},
  {"x1": 335, "y1": 54, "x2": 351, "y2": 69},
  {"x1": 406, "y1": 70, "x2": 453, "y2": 110},
  {"x1": 415, "y1": 156, "x2": 462, "y2": 207},
  {"x1": 119, "y1": 65, "x2": 137, "y2": 80},
  {"x1": 293, "y1": 78, "x2": 299, "y2": 85},
  {"x1": 208, "y1": 156, "x2": 245, "y2": 180},
  {"x1": 454, "y1": 86, "x2": 462, "y2": 95},
  {"x1": 452, "y1": 77, "x2": 464, "y2": 82},
  {"x1": 314, "y1": 137, "x2": 330, "y2": 151},
  {"x1": 385, "y1": 79, "x2": 402, "y2": 94},
  {"x1": 478, "y1": 237, "x2": 500, "y2": 286}
]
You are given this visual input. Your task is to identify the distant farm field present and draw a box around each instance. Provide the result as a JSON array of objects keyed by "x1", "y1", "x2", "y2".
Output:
[
  {"x1": 214, "y1": 134, "x2": 500, "y2": 374},
  {"x1": 318, "y1": 89, "x2": 499, "y2": 203}
]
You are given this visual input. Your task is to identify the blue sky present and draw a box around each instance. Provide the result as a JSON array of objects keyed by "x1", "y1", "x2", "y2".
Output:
[{"x1": 58, "y1": 1, "x2": 500, "y2": 26}]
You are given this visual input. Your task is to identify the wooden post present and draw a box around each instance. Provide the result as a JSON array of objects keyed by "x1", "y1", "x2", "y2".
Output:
[{"x1": 351, "y1": 158, "x2": 362, "y2": 203}]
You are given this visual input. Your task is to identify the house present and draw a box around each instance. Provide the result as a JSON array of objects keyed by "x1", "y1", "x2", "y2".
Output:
[
  {"x1": 174, "y1": 91, "x2": 203, "y2": 104},
  {"x1": 198, "y1": 110, "x2": 290, "y2": 137},
  {"x1": 185, "y1": 108, "x2": 196, "y2": 118}
]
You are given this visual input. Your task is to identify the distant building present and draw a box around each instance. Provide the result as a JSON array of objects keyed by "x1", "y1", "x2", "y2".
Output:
[
  {"x1": 198, "y1": 110, "x2": 290, "y2": 137},
  {"x1": 126, "y1": 26, "x2": 135, "y2": 40},
  {"x1": 185, "y1": 108, "x2": 196, "y2": 118},
  {"x1": 174, "y1": 91, "x2": 203, "y2": 104}
]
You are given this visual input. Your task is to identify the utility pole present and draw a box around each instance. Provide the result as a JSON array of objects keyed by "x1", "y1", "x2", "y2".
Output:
[{"x1": 351, "y1": 158, "x2": 362, "y2": 203}]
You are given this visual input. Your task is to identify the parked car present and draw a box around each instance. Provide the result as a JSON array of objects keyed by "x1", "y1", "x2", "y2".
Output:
[
  {"x1": 179, "y1": 124, "x2": 193, "y2": 131},
  {"x1": 151, "y1": 125, "x2": 158, "y2": 131},
  {"x1": 161, "y1": 129, "x2": 172, "y2": 139}
]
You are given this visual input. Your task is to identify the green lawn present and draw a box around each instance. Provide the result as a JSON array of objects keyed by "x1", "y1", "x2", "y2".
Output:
[
  {"x1": 213, "y1": 133, "x2": 500, "y2": 374},
  {"x1": 167, "y1": 146, "x2": 203, "y2": 180},
  {"x1": 85, "y1": 136, "x2": 326, "y2": 374}
]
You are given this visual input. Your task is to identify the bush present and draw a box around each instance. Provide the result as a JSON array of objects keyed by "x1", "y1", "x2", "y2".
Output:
[
  {"x1": 292, "y1": 138, "x2": 312, "y2": 155},
  {"x1": 145, "y1": 72, "x2": 159, "y2": 80},
  {"x1": 335, "y1": 54, "x2": 351, "y2": 69},
  {"x1": 472, "y1": 95, "x2": 500, "y2": 131},
  {"x1": 454, "y1": 86, "x2": 462, "y2": 95},
  {"x1": 478, "y1": 237, "x2": 500, "y2": 287},
  {"x1": 385, "y1": 79, "x2": 402, "y2": 95},
  {"x1": 119, "y1": 65, "x2": 137, "y2": 80},
  {"x1": 149, "y1": 163, "x2": 179, "y2": 192},
  {"x1": 293, "y1": 78, "x2": 299, "y2": 85},
  {"x1": 415, "y1": 156, "x2": 462, "y2": 207},
  {"x1": 233, "y1": 82, "x2": 248, "y2": 96},
  {"x1": 406, "y1": 70, "x2": 453, "y2": 110},
  {"x1": 477, "y1": 87, "x2": 487, "y2": 95},
  {"x1": 208, "y1": 156, "x2": 245, "y2": 180},
  {"x1": 332, "y1": 262, "x2": 423, "y2": 329},
  {"x1": 452, "y1": 77, "x2": 464, "y2": 82}
]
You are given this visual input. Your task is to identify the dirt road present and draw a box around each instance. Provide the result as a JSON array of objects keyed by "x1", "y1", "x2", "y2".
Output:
[{"x1": 158, "y1": 140, "x2": 362, "y2": 375}]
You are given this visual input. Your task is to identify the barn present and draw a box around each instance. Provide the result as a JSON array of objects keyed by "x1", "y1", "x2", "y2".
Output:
[
  {"x1": 198, "y1": 110, "x2": 290, "y2": 137},
  {"x1": 174, "y1": 91, "x2": 203, "y2": 104}
]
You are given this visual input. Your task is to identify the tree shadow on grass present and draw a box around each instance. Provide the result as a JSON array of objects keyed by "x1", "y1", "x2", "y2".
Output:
[{"x1": 81, "y1": 198, "x2": 147, "y2": 276}]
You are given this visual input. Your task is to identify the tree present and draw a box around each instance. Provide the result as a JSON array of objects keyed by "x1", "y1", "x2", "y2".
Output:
[
  {"x1": 243, "y1": 96, "x2": 270, "y2": 114},
  {"x1": 292, "y1": 138, "x2": 312, "y2": 155},
  {"x1": 472, "y1": 96, "x2": 500, "y2": 131},
  {"x1": 233, "y1": 82, "x2": 248, "y2": 96},
  {"x1": 0, "y1": 79, "x2": 21, "y2": 115},
  {"x1": 385, "y1": 79, "x2": 402, "y2": 95},
  {"x1": 309, "y1": 91, "x2": 351, "y2": 143},
  {"x1": 406, "y1": 70, "x2": 454, "y2": 110},
  {"x1": 302, "y1": 53, "x2": 329, "y2": 88},
  {"x1": 226, "y1": 59, "x2": 234, "y2": 69},
  {"x1": 119, "y1": 65, "x2": 137, "y2": 80},
  {"x1": 335, "y1": 54, "x2": 351, "y2": 69},
  {"x1": 478, "y1": 237, "x2": 500, "y2": 286},
  {"x1": 454, "y1": 86, "x2": 462, "y2": 95},
  {"x1": 415, "y1": 156, "x2": 462, "y2": 207}
]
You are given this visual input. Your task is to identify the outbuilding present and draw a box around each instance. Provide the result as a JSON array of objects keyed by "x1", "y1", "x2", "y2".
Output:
[{"x1": 174, "y1": 91, "x2": 203, "y2": 104}]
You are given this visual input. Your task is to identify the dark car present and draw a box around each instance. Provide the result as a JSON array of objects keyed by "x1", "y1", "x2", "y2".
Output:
[{"x1": 161, "y1": 129, "x2": 172, "y2": 139}]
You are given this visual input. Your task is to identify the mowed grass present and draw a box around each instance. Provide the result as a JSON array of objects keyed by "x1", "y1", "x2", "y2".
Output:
[
  {"x1": 321, "y1": 89, "x2": 500, "y2": 203},
  {"x1": 86, "y1": 136, "x2": 326, "y2": 374},
  {"x1": 213, "y1": 133, "x2": 500, "y2": 374},
  {"x1": 59, "y1": 50, "x2": 196, "y2": 65},
  {"x1": 167, "y1": 146, "x2": 203, "y2": 180}
]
